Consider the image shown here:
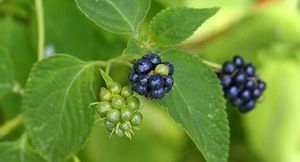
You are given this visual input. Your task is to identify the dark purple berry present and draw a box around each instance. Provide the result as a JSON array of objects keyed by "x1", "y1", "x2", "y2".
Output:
[
  {"x1": 225, "y1": 86, "x2": 239, "y2": 100},
  {"x1": 138, "y1": 75, "x2": 148, "y2": 84},
  {"x1": 240, "y1": 100, "x2": 255, "y2": 113},
  {"x1": 234, "y1": 71, "x2": 247, "y2": 85},
  {"x1": 220, "y1": 75, "x2": 232, "y2": 88},
  {"x1": 245, "y1": 64, "x2": 256, "y2": 76},
  {"x1": 142, "y1": 54, "x2": 161, "y2": 65},
  {"x1": 164, "y1": 76, "x2": 174, "y2": 87},
  {"x1": 222, "y1": 61, "x2": 236, "y2": 74},
  {"x1": 129, "y1": 71, "x2": 139, "y2": 83},
  {"x1": 240, "y1": 89, "x2": 251, "y2": 101},
  {"x1": 232, "y1": 98, "x2": 243, "y2": 106},
  {"x1": 149, "y1": 75, "x2": 164, "y2": 90},
  {"x1": 149, "y1": 88, "x2": 166, "y2": 99},
  {"x1": 162, "y1": 62, "x2": 174, "y2": 75},
  {"x1": 165, "y1": 87, "x2": 172, "y2": 94},
  {"x1": 252, "y1": 88, "x2": 262, "y2": 99},
  {"x1": 233, "y1": 55, "x2": 244, "y2": 67},
  {"x1": 258, "y1": 80, "x2": 266, "y2": 91},
  {"x1": 134, "y1": 59, "x2": 153, "y2": 74},
  {"x1": 245, "y1": 79, "x2": 256, "y2": 90},
  {"x1": 133, "y1": 83, "x2": 148, "y2": 96}
]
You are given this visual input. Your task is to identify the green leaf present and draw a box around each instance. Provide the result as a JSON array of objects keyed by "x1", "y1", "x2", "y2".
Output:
[
  {"x1": 0, "y1": 47, "x2": 14, "y2": 98},
  {"x1": 150, "y1": 7, "x2": 220, "y2": 46},
  {"x1": 0, "y1": 136, "x2": 45, "y2": 162},
  {"x1": 158, "y1": 50, "x2": 229, "y2": 162},
  {"x1": 23, "y1": 55, "x2": 96, "y2": 162},
  {"x1": 100, "y1": 69, "x2": 113, "y2": 87},
  {"x1": 75, "y1": 0, "x2": 151, "y2": 34},
  {"x1": 122, "y1": 39, "x2": 144, "y2": 56}
]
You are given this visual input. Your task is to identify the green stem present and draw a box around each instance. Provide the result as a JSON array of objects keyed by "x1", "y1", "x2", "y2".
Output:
[
  {"x1": 202, "y1": 60, "x2": 222, "y2": 71},
  {"x1": 35, "y1": 0, "x2": 45, "y2": 61},
  {"x1": 0, "y1": 115, "x2": 23, "y2": 139},
  {"x1": 72, "y1": 154, "x2": 81, "y2": 162}
]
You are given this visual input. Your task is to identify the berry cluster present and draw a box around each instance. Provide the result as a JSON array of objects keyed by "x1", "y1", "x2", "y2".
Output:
[
  {"x1": 129, "y1": 54, "x2": 175, "y2": 99},
  {"x1": 218, "y1": 56, "x2": 267, "y2": 113},
  {"x1": 95, "y1": 82, "x2": 143, "y2": 139}
]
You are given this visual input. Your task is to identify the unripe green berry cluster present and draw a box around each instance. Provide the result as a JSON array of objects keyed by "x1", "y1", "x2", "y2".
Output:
[{"x1": 96, "y1": 82, "x2": 143, "y2": 139}]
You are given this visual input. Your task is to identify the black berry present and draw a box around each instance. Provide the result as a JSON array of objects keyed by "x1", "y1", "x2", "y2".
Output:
[
  {"x1": 222, "y1": 61, "x2": 236, "y2": 74},
  {"x1": 142, "y1": 54, "x2": 161, "y2": 65},
  {"x1": 134, "y1": 59, "x2": 153, "y2": 74},
  {"x1": 233, "y1": 56, "x2": 244, "y2": 67}
]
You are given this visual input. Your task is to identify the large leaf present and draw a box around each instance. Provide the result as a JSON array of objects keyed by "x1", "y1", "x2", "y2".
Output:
[
  {"x1": 150, "y1": 7, "x2": 219, "y2": 46},
  {"x1": 0, "y1": 47, "x2": 14, "y2": 98},
  {"x1": 159, "y1": 50, "x2": 229, "y2": 162},
  {"x1": 23, "y1": 55, "x2": 96, "y2": 162},
  {"x1": 0, "y1": 137, "x2": 45, "y2": 162},
  {"x1": 75, "y1": 0, "x2": 151, "y2": 34}
]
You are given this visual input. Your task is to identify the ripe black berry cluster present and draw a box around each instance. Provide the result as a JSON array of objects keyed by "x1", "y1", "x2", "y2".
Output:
[
  {"x1": 129, "y1": 53, "x2": 175, "y2": 99},
  {"x1": 217, "y1": 56, "x2": 267, "y2": 113},
  {"x1": 95, "y1": 82, "x2": 143, "y2": 139}
]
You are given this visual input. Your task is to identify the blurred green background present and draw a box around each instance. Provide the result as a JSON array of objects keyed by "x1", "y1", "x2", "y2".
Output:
[{"x1": 0, "y1": 0, "x2": 300, "y2": 162}]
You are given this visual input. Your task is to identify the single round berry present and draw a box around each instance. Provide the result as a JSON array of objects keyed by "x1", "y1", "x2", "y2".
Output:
[
  {"x1": 225, "y1": 86, "x2": 239, "y2": 100},
  {"x1": 121, "y1": 108, "x2": 133, "y2": 121},
  {"x1": 134, "y1": 59, "x2": 153, "y2": 74},
  {"x1": 240, "y1": 100, "x2": 256, "y2": 113},
  {"x1": 154, "y1": 64, "x2": 169, "y2": 76},
  {"x1": 162, "y1": 62, "x2": 174, "y2": 75},
  {"x1": 222, "y1": 61, "x2": 236, "y2": 74},
  {"x1": 126, "y1": 97, "x2": 140, "y2": 111},
  {"x1": 121, "y1": 85, "x2": 133, "y2": 99},
  {"x1": 164, "y1": 76, "x2": 174, "y2": 87},
  {"x1": 138, "y1": 74, "x2": 148, "y2": 84},
  {"x1": 106, "y1": 109, "x2": 120, "y2": 122},
  {"x1": 245, "y1": 79, "x2": 256, "y2": 90},
  {"x1": 245, "y1": 64, "x2": 256, "y2": 76},
  {"x1": 129, "y1": 71, "x2": 139, "y2": 83},
  {"x1": 149, "y1": 88, "x2": 165, "y2": 99},
  {"x1": 232, "y1": 98, "x2": 243, "y2": 107},
  {"x1": 233, "y1": 56, "x2": 244, "y2": 67},
  {"x1": 111, "y1": 95, "x2": 126, "y2": 109},
  {"x1": 115, "y1": 128, "x2": 125, "y2": 137},
  {"x1": 100, "y1": 88, "x2": 112, "y2": 101},
  {"x1": 252, "y1": 88, "x2": 262, "y2": 100},
  {"x1": 258, "y1": 80, "x2": 266, "y2": 91},
  {"x1": 109, "y1": 82, "x2": 122, "y2": 94},
  {"x1": 142, "y1": 53, "x2": 161, "y2": 65},
  {"x1": 96, "y1": 101, "x2": 112, "y2": 118},
  {"x1": 104, "y1": 120, "x2": 116, "y2": 132},
  {"x1": 133, "y1": 83, "x2": 148, "y2": 95},
  {"x1": 234, "y1": 71, "x2": 247, "y2": 85},
  {"x1": 120, "y1": 122, "x2": 131, "y2": 131},
  {"x1": 131, "y1": 112, "x2": 143, "y2": 126},
  {"x1": 220, "y1": 75, "x2": 232, "y2": 88},
  {"x1": 240, "y1": 89, "x2": 251, "y2": 101},
  {"x1": 149, "y1": 75, "x2": 164, "y2": 90}
]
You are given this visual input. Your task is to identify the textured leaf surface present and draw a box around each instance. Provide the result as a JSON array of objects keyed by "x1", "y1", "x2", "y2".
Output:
[
  {"x1": 75, "y1": 0, "x2": 151, "y2": 34},
  {"x1": 0, "y1": 47, "x2": 14, "y2": 98},
  {"x1": 23, "y1": 55, "x2": 96, "y2": 162},
  {"x1": 159, "y1": 50, "x2": 229, "y2": 162},
  {"x1": 0, "y1": 138, "x2": 45, "y2": 162},
  {"x1": 150, "y1": 7, "x2": 219, "y2": 46}
]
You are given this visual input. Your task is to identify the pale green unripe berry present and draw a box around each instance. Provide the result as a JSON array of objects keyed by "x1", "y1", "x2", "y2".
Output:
[
  {"x1": 100, "y1": 88, "x2": 112, "y2": 101},
  {"x1": 111, "y1": 95, "x2": 126, "y2": 109},
  {"x1": 109, "y1": 82, "x2": 122, "y2": 94},
  {"x1": 120, "y1": 122, "x2": 131, "y2": 131},
  {"x1": 121, "y1": 108, "x2": 133, "y2": 121},
  {"x1": 121, "y1": 85, "x2": 133, "y2": 99},
  {"x1": 131, "y1": 112, "x2": 143, "y2": 126},
  {"x1": 97, "y1": 101, "x2": 112, "y2": 118},
  {"x1": 115, "y1": 128, "x2": 125, "y2": 137},
  {"x1": 154, "y1": 64, "x2": 169, "y2": 76},
  {"x1": 106, "y1": 109, "x2": 120, "y2": 122},
  {"x1": 127, "y1": 97, "x2": 140, "y2": 111},
  {"x1": 104, "y1": 120, "x2": 116, "y2": 132}
]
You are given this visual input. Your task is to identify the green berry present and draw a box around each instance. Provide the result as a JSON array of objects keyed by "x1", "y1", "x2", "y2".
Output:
[
  {"x1": 121, "y1": 108, "x2": 133, "y2": 121},
  {"x1": 106, "y1": 109, "x2": 120, "y2": 122},
  {"x1": 96, "y1": 101, "x2": 112, "y2": 118},
  {"x1": 121, "y1": 85, "x2": 133, "y2": 99},
  {"x1": 115, "y1": 128, "x2": 125, "y2": 137},
  {"x1": 131, "y1": 112, "x2": 143, "y2": 126},
  {"x1": 104, "y1": 120, "x2": 116, "y2": 132},
  {"x1": 154, "y1": 64, "x2": 169, "y2": 76},
  {"x1": 109, "y1": 82, "x2": 122, "y2": 94},
  {"x1": 127, "y1": 97, "x2": 140, "y2": 111},
  {"x1": 120, "y1": 122, "x2": 131, "y2": 131},
  {"x1": 111, "y1": 95, "x2": 126, "y2": 109},
  {"x1": 100, "y1": 88, "x2": 112, "y2": 101}
]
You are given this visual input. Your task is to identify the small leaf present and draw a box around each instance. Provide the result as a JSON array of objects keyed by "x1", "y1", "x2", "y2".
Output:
[
  {"x1": 0, "y1": 136, "x2": 45, "y2": 162},
  {"x1": 75, "y1": 0, "x2": 151, "y2": 34},
  {"x1": 158, "y1": 50, "x2": 229, "y2": 162},
  {"x1": 100, "y1": 69, "x2": 113, "y2": 87},
  {"x1": 0, "y1": 47, "x2": 14, "y2": 98},
  {"x1": 150, "y1": 7, "x2": 220, "y2": 46},
  {"x1": 23, "y1": 55, "x2": 96, "y2": 162},
  {"x1": 122, "y1": 39, "x2": 145, "y2": 56}
]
